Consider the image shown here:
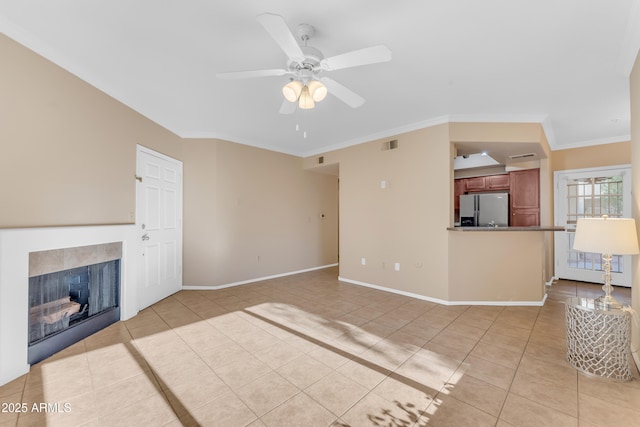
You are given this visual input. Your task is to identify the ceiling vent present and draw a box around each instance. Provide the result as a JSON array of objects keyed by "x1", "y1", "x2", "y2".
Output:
[{"x1": 508, "y1": 153, "x2": 537, "y2": 160}]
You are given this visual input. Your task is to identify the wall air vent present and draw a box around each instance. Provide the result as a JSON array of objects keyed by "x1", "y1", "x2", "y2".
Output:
[
  {"x1": 509, "y1": 153, "x2": 536, "y2": 160},
  {"x1": 382, "y1": 140, "x2": 399, "y2": 151},
  {"x1": 318, "y1": 156, "x2": 324, "y2": 164}
]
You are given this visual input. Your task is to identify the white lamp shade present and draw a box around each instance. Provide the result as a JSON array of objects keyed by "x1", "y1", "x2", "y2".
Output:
[
  {"x1": 298, "y1": 86, "x2": 315, "y2": 109},
  {"x1": 307, "y1": 80, "x2": 327, "y2": 102},
  {"x1": 282, "y1": 80, "x2": 303, "y2": 102},
  {"x1": 573, "y1": 217, "x2": 640, "y2": 255}
]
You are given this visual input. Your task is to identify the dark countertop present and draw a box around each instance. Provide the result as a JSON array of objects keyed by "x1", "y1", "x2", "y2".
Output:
[{"x1": 448, "y1": 226, "x2": 566, "y2": 232}]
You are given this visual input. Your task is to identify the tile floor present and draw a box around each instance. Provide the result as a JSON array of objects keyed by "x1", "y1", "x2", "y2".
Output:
[{"x1": 1, "y1": 267, "x2": 639, "y2": 426}]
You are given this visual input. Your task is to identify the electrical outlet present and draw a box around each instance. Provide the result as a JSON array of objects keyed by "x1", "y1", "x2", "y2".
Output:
[
  {"x1": 361, "y1": 257, "x2": 366, "y2": 266},
  {"x1": 394, "y1": 262, "x2": 400, "y2": 271}
]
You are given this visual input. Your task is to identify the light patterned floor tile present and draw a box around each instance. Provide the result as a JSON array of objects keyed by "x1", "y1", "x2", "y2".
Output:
[
  {"x1": 510, "y1": 370, "x2": 577, "y2": 418},
  {"x1": 236, "y1": 371, "x2": 299, "y2": 416},
  {"x1": 262, "y1": 393, "x2": 337, "y2": 427},
  {"x1": 500, "y1": 393, "x2": 577, "y2": 427},
  {"x1": 276, "y1": 354, "x2": 333, "y2": 389},
  {"x1": 305, "y1": 371, "x2": 369, "y2": 416},
  {"x1": 420, "y1": 394, "x2": 497, "y2": 427},
  {"x1": 2, "y1": 273, "x2": 636, "y2": 427},
  {"x1": 440, "y1": 373, "x2": 507, "y2": 417}
]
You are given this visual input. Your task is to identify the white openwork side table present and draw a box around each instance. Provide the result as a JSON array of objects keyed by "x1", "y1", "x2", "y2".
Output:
[{"x1": 565, "y1": 297, "x2": 632, "y2": 381}]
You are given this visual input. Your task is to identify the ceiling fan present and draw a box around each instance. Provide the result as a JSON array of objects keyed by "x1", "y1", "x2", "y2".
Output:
[{"x1": 216, "y1": 13, "x2": 392, "y2": 113}]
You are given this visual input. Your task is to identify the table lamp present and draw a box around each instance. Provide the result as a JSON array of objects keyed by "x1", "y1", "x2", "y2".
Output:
[{"x1": 573, "y1": 215, "x2": 639, "y2": 309}]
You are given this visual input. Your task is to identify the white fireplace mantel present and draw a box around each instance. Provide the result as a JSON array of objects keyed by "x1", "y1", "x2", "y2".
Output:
[{"x1": 0, "y1": 225, "x2": 139, "y2": 386}]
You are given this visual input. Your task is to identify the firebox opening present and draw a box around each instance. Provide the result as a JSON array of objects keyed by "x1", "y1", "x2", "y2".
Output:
[{"x1": 28, "y1": 259, "x2": 120, "y2": 364}]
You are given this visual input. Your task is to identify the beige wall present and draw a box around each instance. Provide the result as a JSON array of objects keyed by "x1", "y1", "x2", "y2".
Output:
[
  {"x1": 548, "y1": 140, "x2": 631, "y2": 279},
  {"x1": 183, "y1": 139, "x2": 339, "y2": 286},
  {"x1": 1, "y1": 34, "x2": 339, "y2": 288},
  {"x1": 306, "y1": 125, "x2": 453, "y2": 300},
  {"x1": 551, "y1": 141, "x2": 631, "y2": 172},
  {"x1": 306, "y1": 122, "x2": 556, "y2": 303},
  {"x1": 448, "y1": 231, "x2": 546, "y2": 302},
  {"x1": 539, "y1": 133, "x2": 555, "y2": 281},
  {"x1": 450, "y1": 122, "x2": 543, "y2": 143},
  {"x1": 630, "y1": 52, "x2": 640, "y2": 364},
  {"x1": 450, "y1": 122, "x2": 556, "y2": 284},
  {"x1": 0, "y1": 34, "x2": 182, "y2": 227}
]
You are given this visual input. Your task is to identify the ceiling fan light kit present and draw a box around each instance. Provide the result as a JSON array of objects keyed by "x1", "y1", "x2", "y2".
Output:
[
  {"x1": 282, "y1": 80, "x2": 303, "y2": 102},
  {"x1": 216, "y1": 12, "x2": 392, "y2": 113},
  {"x1": 307, "y1": 80, "x2": 327, "y2": 102},
  {"x1": 298, "y1": 86, "x2": 315, "y2": 109},
  {"x1": 282, "y1": 79, "x2": 327, "y2": 108}
]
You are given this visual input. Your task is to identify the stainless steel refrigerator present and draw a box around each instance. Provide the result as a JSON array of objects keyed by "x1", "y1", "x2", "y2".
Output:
[{"x1": 459, "y1": 193, "x2": 509, "y2": 227}]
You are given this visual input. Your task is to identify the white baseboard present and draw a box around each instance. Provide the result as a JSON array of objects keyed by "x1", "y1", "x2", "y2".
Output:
[
  {"x1": 546, "y1": 276, "x2": 559, "y2": 287},
  {"x1": 338, "y1": 276, "x2": 548, "y2": 307},
  {"x1": 338, "y1": 277, "x2": 451, "y2": 305},
  {"x1": 182, "y1": 264, "x2": 338, "y2": 290}
]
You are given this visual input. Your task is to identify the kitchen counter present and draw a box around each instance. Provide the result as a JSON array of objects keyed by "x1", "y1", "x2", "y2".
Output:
[{"x1": 448, "y1": 226, "x2": 565, "y2": 232}]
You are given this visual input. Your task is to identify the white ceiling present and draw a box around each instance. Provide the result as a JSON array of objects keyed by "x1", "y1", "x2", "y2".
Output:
[{"x1": 2, "y1": 1, "x2": 639, "y2": 157}]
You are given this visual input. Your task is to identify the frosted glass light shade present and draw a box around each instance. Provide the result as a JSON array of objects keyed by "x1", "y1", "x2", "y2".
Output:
[
  {"x1": 573, "y1": 217, "x2": 640, "y2": 255},
  {"x1": 282, "y1": 80, "x2": 303, "y2": 102},
  {"x1": 298, "y1": 86, "x2": 315, "y2": 109},
  {"x1": 308, "y1": 80, "x2": 327, "y2": 102}
]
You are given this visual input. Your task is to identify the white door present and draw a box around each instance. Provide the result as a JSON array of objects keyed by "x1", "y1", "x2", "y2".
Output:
[
  {"x1": 136, "y1": 146, "x2": 183, "y2": 309},
  {"x1": 554, "y1": 166, "x2": 632, "y2": 286}
]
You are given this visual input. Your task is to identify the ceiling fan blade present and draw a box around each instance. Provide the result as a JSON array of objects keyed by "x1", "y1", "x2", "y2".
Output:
[
  {"x1": 257, "y1": 13, "x2": 305, "y2": 63},
  {"x1": 321, "y1": 45, "x2": 392, "y2": 71},
  {"x1": 320, "y1": 77, "x2": 365, "y2": 108},
  {"x1": 279, "y1": 99, "x2": 297, "y2": 115},
  {"x1": 216, "y1": 68, "x2": 290, "y2": 79}
]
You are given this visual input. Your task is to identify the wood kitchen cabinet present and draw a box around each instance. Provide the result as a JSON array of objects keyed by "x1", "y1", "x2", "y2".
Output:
[
  {"x1": 485, "y1": 174, "x2": 510, "y2": 190},
  {"x1": 510, "y1": 168, "x2": 540, "y2": 226},
  {"x1": 462, "y1": 174, "x2": 510, "y2": 192},
  {"x1": 454, "y1": 179, "x2": 465, "y2": 210},
  {"x1": 454, "y1": 169, "x2": 539, "y2": 226},
  {"x1": 464, "y1": 176, "x2": 486, "y2": 192}
]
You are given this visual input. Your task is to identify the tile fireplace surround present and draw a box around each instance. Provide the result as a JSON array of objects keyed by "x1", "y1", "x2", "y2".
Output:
[{"x1": 0, "y1": 225, "x2": 139, "y2": 386}]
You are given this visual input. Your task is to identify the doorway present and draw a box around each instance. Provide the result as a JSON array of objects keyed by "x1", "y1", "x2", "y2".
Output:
[
  {"x1": 554, "y1": 165, "x2": 632, "y2": 286},
  {"x1": 136, "y1": 145, "x2": 183, "y2": 309}
]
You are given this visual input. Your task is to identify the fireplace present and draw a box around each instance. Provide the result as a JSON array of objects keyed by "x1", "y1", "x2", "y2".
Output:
[{"x1": 27, "y1": 242, "x2": 122, "y2": 364}]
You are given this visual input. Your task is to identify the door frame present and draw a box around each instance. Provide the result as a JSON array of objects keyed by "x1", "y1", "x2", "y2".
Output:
[
  {"x1": 135, "y1": 145, "x2": 183, "y2": 309},
  {"x1": 553, "y1": 164, "x2": 632, "y2": 286}
]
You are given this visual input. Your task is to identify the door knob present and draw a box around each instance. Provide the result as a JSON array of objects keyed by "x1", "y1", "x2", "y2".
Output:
[{"x1": 142, "y1": 233, "x2": 150, "y2": 241}]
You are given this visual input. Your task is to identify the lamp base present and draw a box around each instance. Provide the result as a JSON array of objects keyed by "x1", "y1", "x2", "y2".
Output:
[{"x1": 594, "y1": 295, "x2": 623, "y2": 310}]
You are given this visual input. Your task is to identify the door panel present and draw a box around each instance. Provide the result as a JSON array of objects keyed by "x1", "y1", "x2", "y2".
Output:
[
  {"x1": 146, "y1": 186, "x2": 161, "y2": 230},
  {"x1": 136, "y1": 146, "x2": 183, "y2": 309}
]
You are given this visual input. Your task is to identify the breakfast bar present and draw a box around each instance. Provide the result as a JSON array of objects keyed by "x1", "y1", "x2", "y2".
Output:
[{"x1": 447, "y1": 226, "x2": 564, "y2": 305}]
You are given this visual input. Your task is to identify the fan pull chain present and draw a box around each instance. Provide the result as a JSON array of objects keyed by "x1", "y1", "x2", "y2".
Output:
[{"x1": 295, "y1": 105, "x2": 309, "y2": 138}]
